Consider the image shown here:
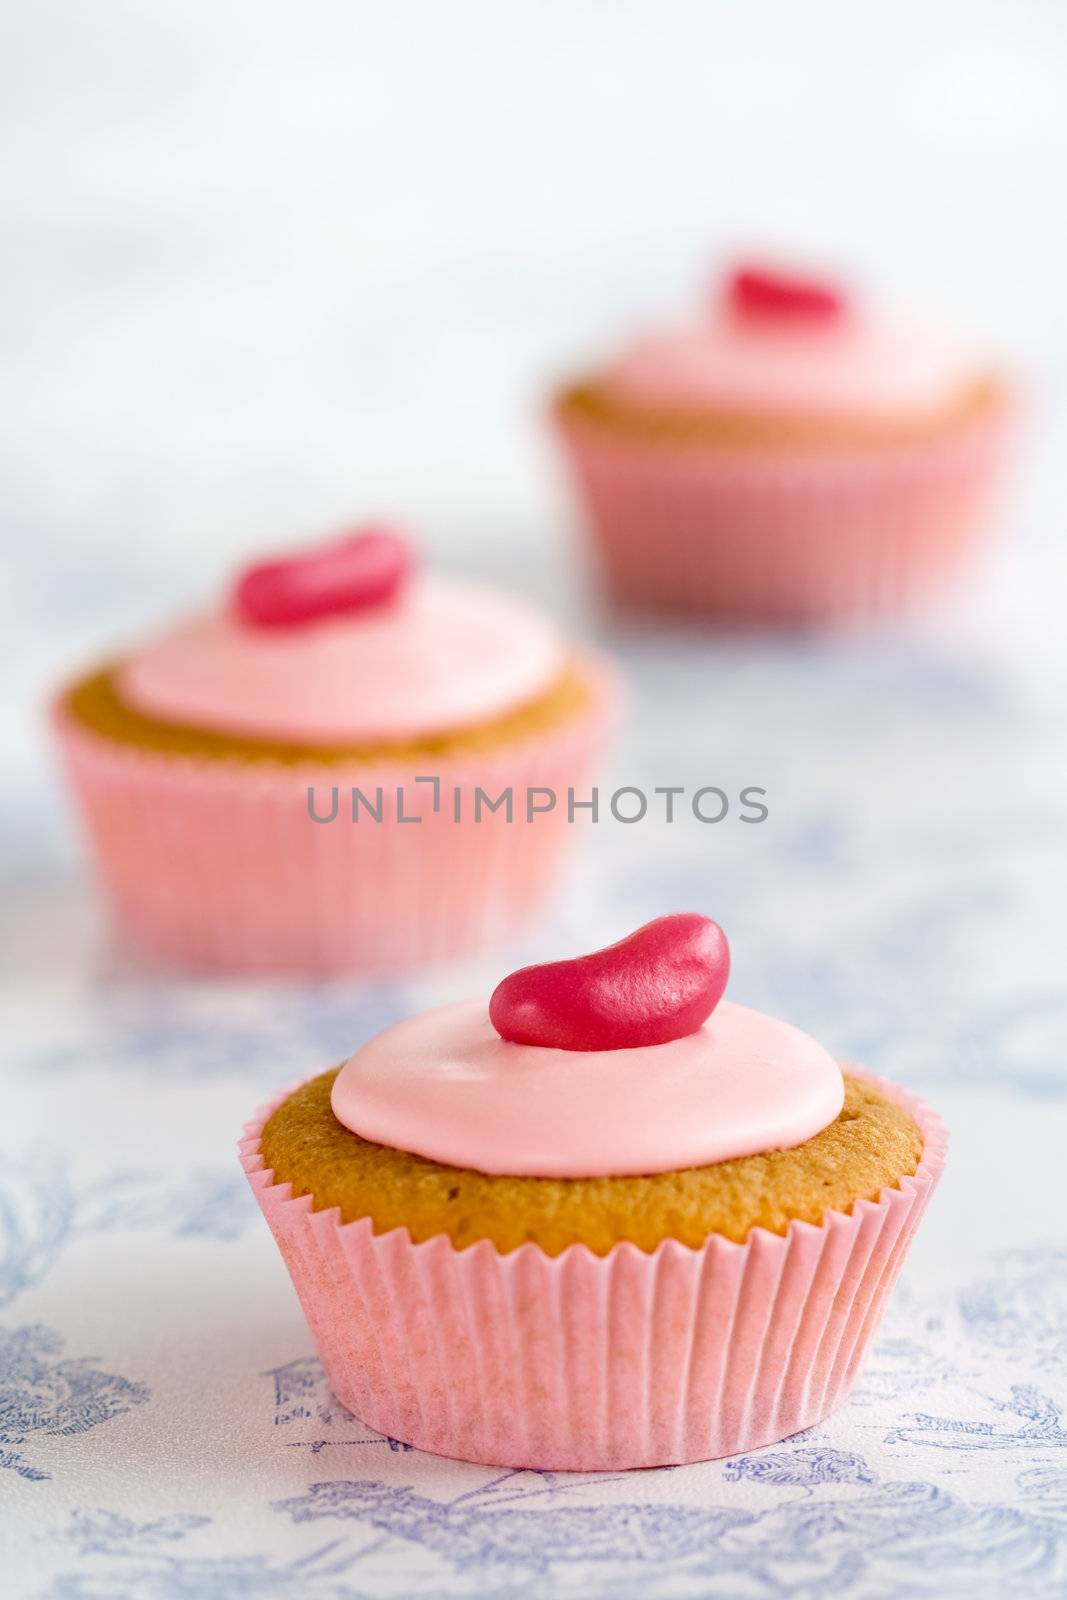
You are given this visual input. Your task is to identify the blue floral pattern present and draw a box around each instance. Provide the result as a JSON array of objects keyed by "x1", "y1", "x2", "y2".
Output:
[
  {"x1": 0, "y1": 1150, "x2": 257, "y2": 1311},
  {"x1": 34, "y1": 1457, "x2": 1067, "y2": 1598},
  {"x1": 0, "y1": 1324, "x2": 148, "y2": 1481}
]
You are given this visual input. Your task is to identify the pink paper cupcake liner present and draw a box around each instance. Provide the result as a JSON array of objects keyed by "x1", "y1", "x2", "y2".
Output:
[
  {"x1": 51, "y1": 661, "x2": 618, "y2": 974},
  {"x1": 240, "y1": 1068, "x2": 946, "y2": 1471},
  {"x1": 555, "y1": 407, "x2": 1009, "y2": 624}
]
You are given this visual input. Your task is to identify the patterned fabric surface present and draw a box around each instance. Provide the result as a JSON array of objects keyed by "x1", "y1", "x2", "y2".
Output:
[{"x1": 4, "y1": 601, "x2": 1065, "y2": 1599}]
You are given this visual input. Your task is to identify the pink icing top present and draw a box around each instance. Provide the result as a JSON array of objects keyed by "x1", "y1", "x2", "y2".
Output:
[
  {"x1": 330, "y1": 999, "x2": 845, "y2": 1178},
  {"x1": 118, "y1": 576, "x2": 566, "y2": 742},
  {"x1": 600, "y1": 311, "x2": 977, "y2": 421}
]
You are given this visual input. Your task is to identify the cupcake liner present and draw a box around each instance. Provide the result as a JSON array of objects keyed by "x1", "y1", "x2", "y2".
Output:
[
  {"x1": 240, "y1": 1068, "x2": 946, "y2": 1470},
  {"x1": 555, "y1": 406, "x2": 1009, "y2": 624},
  {"x1": 52, "y1": 660, "x2": 618, "y2": 974}
]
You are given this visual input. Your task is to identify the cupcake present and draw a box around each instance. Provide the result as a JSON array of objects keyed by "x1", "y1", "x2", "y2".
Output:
[
  {"x1": 553, "y1": 262, "x2": 1011, "y2": 624},
  {"x1": 241, "y1": 913, "x2": 946, "y2": 1469},
  {"x1": 53, "y1": 527, "x2": 616, "y2": 973}
]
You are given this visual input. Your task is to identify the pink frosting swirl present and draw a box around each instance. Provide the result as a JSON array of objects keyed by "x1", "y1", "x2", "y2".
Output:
[
  {"x1": 118, "y1": 576, "x2": 566, "y2": 743},
  {"x1": 599, "y1": 311, "x2": 978, "y2": 420},
  {"x1": 330, "y1": 999, "x2": 845, "y2": 1178}
]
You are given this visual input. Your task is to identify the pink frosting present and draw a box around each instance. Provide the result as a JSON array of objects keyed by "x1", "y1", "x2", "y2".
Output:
[
  {"x1": 118, "y1": 577, "x2": 566, "y2": 742},
  {"x1": 600, "y1": 311, "x2": 977, "y2": 420},
  {"x1": 330, "y1": 999, "x2": 845, "y2": 1178}
]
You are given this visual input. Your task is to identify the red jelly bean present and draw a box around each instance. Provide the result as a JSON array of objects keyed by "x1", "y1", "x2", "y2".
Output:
[
  {"x1": 728, "y1": 263, "x2": 845, "y2": 322},
  {"x1": 489, "y1": 913, "x2": 730, "y2": 1051},
  {"x1": 233, "y1": 527, "x2": 414, "y2": 628}
]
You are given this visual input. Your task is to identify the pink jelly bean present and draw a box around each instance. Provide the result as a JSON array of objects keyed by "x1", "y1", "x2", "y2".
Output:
[
  {"x1": 728, "y1": 263, "x2": 845, "y2": 322},
  {"x1": 233, "y1": 527, "x2": 414, "y2": 628},
  {"x1": 489, "y1": 913, "x2": 731, "y2": 1051}
]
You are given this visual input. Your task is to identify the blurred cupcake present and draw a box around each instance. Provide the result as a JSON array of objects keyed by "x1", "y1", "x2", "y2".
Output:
[
  {"x1": 553, "y1": 262, "x2": 1011, "y2": 624},
  {"x1": 53, "y1": 527, "x2": 616, "y2": 973},
  {"x1": 241, "y1": 913, "x2": 946, "y2": 1469}
]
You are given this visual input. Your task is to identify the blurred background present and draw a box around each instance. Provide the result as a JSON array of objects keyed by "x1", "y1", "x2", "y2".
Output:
[
  {"x1": 2, "y1": 0, "x2": 1067, "y2": 1056},
  {"x1": 3, "y1": 9, "x2": 1067, "y2": 1587},
  {"x1": 3, "y1": 2, "x2": 1066, "y2": 1103},
  {"x1": 5, "y1": 4, "x2": 1067, "y2": 734}
]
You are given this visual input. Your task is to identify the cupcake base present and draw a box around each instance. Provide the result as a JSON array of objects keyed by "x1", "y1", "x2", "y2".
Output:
[
  {"x1": 555, "y1": 406, "x2": 1009, "y2": 626},
  {"x1": 240, "y1": 1070, "x2": 945, "y2": 1470},
  {"x1": 52, "y1": 662, "x2": 616, "y2": 975}
]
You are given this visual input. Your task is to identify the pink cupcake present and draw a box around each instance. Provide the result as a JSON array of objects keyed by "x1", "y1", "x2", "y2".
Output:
[
  {"x1": 553, "y1": 262, "x2": 1011, "y2": 624},
  {"x1": 53, "y1": 528, "x2": 616, "y2": 973},
  {"x1": 241, "y1": 914, "x2": 946, "y2": 1469}
]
